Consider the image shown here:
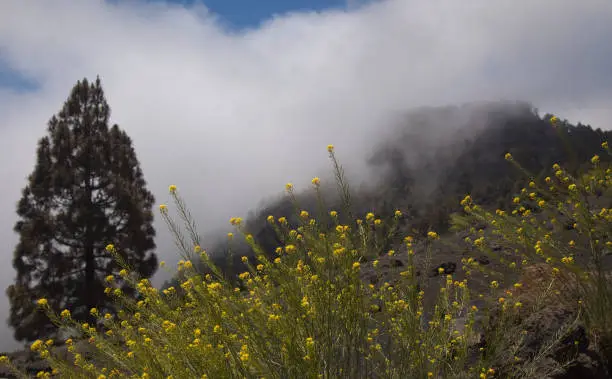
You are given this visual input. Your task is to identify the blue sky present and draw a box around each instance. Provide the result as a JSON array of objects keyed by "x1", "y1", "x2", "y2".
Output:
[
  {"x1": 0, "y1": 0, "x2": 351, "y2": 92},
  {"x1": 164, "y1": 0, "x2": 349, "y2": 27},
  {"x1": 0, "y1": 59, "x2": 38, "y2": 93}
]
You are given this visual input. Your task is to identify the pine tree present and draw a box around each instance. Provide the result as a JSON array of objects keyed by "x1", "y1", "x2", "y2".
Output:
[{"x1": 6, "y1": 77, "x2": 157, "y2": 342}]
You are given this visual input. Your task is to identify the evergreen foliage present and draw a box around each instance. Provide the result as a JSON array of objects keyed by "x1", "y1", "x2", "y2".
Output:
[{"x1": 6, "y1": 77, "x2": 158, "y2": 343}]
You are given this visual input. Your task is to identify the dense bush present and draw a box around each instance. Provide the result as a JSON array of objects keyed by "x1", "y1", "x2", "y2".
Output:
[{"x1": 1, "y1": 137, "x2": 610, "y2": 378}]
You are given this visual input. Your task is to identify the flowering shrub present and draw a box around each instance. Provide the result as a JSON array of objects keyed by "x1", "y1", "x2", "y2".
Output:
[
  {"x1": 453, "y1": 139, "x2": 612, "y2": 375},
  {"x1": 1, "y1": 137, "x2": 610, "y2": 378}
]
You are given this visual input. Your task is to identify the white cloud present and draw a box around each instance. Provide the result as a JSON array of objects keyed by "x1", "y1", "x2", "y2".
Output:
[{"x1": 0, "y1": 0, "x2": 611, "y2": 351}]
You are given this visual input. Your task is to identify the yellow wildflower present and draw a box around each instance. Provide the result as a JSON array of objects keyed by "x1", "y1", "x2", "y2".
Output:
[
  {"x1": 561, "y1": 256, "x2": 574, "y2": 264},
  {"x1": 305, "y1": 337, "x2": 315, "y2": 348},
  {"x1": 239, "y1": 345, "x2": 249, "y2": 362},
  {"x1": 30, "y1": 340, "x2": 43, "y2": 352}
]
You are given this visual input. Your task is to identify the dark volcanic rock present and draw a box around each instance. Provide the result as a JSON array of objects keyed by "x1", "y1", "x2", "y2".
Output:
[
  {"x1": 429, "y1": 261, "x2": 457, "y2": 277},
  {"x1": 480, "y1": 264, "x2": 611, "y2": 379}
]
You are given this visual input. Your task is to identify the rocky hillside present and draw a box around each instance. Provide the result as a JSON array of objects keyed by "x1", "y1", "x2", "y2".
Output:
[{"x1": 161, "y1": 101, "x2": 610, "y2": 286}]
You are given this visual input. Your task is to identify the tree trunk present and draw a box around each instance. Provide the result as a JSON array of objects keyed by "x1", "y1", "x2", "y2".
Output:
[{"x1": 84, "y1": 141, "x2": 97, "y2": 329}]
